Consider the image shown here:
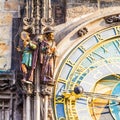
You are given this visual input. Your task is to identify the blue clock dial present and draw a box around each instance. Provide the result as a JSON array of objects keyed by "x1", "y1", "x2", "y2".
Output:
[{"x1": 109, "y1": 82, "x2": 120, "y2": 120}]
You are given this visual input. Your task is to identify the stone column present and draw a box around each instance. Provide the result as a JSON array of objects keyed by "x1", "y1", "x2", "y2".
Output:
[
  {"x1": 41, "y1": 85, "x2": 54, "y2": 120},
  {"x1": 25, "y1": 84, "x2": 33, "y2": 120},
  {"x1": 34, "y1": 63, "x2": 41, "y2": 120},
  {"x1": 26, "y1": 94, "x2": 31, "y2": 120},
  {"x1": 97, "y1": 0, "x2": 100, "y2": 10},
  {"x1": 33, "y1": 0, "x2": 41, "y2": 120},
  {"x1": 44, "y1": 95, "x2": 49, "y2": 120}
]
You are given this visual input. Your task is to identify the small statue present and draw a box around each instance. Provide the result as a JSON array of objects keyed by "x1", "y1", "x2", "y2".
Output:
[
  {"x1": 17, "y1": 31, "x2": 37, "y2": 84},
  {"x1": 40, "y1": 27, "x2": 57, "y2": 86}
]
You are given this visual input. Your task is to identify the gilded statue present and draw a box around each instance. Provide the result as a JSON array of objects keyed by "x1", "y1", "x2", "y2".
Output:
[
  {"x1": 40, "y1": 27, "x2": 57, "y2": 86},
  {"x1": 17, "y1": 31, "x2": 37, "y2": 84}
]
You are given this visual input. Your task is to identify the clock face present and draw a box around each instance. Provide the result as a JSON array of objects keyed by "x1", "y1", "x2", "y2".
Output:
[{"x1": 54, "y1": 25, "x2": 120, "y2": 120}]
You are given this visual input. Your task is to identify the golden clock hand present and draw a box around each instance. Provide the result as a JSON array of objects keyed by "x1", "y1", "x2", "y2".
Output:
[
  {"x1": 62, "y1": 86, "x2": 120, "y2": 102},
  {"x1": 74, "y1": 86, "x2": 120, "y2": 102},
  {"x1": 82, "y1": 92, "x2": 120, "y2": 101}
]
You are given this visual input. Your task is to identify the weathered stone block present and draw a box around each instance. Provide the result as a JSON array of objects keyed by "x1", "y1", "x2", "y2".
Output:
[
  {"x1": 0, "y1": 13, "x2": 12, "y2": 26},
  {"x1": 0, "y1": 2, "x2": 4, "y2": 11},
  {"x1": 0, "y1": 26, "x2": 12, "y2": 40},
  {"x1": 0, "y1": 40, "x2": 11, "y2": 55},
  {"x1": 0, "y1": 24, "x2": 12, "y2": 70},
  {"x1": 4, "y1": 1, "x2": 19, "y2": 11}
]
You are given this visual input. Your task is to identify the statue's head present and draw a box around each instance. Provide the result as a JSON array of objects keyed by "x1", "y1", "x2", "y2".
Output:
[
  {"x1": 20, "y1": 31, "x2": 30, "y2": 41},
  {"x1": 46, "y1": 32, "x2": 54, "y2": 41},
  {"x1": 43, "y1": 27, "x2": 54, "y2": 41}
]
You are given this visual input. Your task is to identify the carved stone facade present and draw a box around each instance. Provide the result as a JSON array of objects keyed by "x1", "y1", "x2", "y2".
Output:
[
  {"x1": 0, "y1": 1, "x2": 22, "y2": 120},
  {"x1": 0, "y1": 0, "x2": 120, "y2": 120}
]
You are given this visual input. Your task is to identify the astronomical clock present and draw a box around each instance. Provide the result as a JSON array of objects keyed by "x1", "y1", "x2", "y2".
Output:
[{"x1": 54, "y1": 25, "x2": 120, "y2": 120}]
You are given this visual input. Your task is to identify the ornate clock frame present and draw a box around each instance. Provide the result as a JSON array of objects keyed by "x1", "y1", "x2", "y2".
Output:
[{"x1": 54, "y1": 10, "x2": 120, "y2": 120}]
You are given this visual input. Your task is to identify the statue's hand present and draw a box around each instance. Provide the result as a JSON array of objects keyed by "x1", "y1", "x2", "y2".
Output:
[
  {"x1": 29, "y1": 41, "x2": 37, "y2": 50},
  {"x1": 16, "y1": 46, "x2": 21, "y2": 52}
]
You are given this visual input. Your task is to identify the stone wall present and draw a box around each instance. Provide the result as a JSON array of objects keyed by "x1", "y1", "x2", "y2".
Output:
[
  {"x1": 0, "y1": 0, "x2": 20, "y2": 70},
  {"x1": 66, "y1": 0, "x2": 120, "y2": 21},
  {"x1": 0, "y1": 2, "x2": 23, "y2": 120},
  {"x1": 52, "y1": 0, "x2": 66, "y2": 25}
]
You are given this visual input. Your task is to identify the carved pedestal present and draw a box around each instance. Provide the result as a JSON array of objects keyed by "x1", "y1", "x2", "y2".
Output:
[{"x1": 41, "y1": 85, "x2": 54, "y2": 120}]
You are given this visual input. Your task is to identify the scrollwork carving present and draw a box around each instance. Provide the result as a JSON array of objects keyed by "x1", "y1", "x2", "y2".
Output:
[
  {"x1": 23, "y1": 17, "x2": 35, "y2": 34},
  {"x1": 105, "y1": 14, "x2": 120, "y2": 24},
  {"x1": 77, "y1": 27, "x2": 88, "y2": 37}
]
